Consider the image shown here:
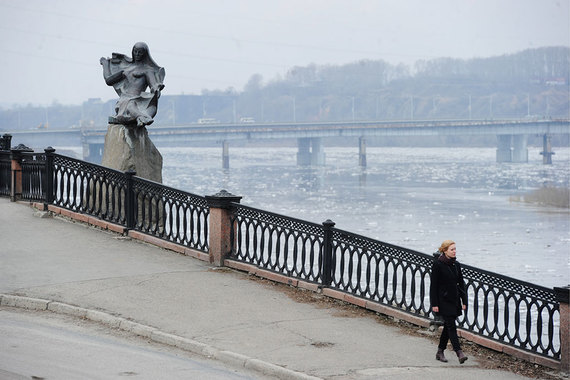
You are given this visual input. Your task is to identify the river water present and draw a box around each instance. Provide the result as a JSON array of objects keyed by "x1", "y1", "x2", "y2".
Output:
[{"x1": 160, "y1": 145, "x2": 569, "y2": 289}]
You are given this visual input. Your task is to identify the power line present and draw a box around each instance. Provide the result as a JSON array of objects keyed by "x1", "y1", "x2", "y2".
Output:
[
  {"x1": 0, "y1": 2, "x2": 433, "y2": 61},
  {"x1": 0, "y1": 25, "x2": 286, "y2": 69}
]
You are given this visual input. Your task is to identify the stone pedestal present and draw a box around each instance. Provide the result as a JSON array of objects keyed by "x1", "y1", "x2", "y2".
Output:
[
  {"x1": 101, "y1": 124, "x2": 162, "y2": 183},
  {"x1": 205, "y1": 190, "x2": 242, "y2": 266}
]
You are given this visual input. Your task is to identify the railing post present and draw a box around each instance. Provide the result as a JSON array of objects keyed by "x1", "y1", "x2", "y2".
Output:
[
  {"x1": 1, "y1": 134, "x2": 12, "y2": 151},
  {"x1": 10, "y1": 144, "x2": 33, "y2": 202},
  {"x1": 125, "y1": 170, "x2": 136, "y2": 230},
  {"x1": 554, "y1": 286, "x2": 570, "y2": 372},
  {"x1": 321, "y1": 219, "x2": 335, "y2": 286},
  {"x1": 44, "y1": 147, "x2": 56, "y2": 207},
  {"x1": 205, "y1": 190, "x2": 242, "y2": 266}
]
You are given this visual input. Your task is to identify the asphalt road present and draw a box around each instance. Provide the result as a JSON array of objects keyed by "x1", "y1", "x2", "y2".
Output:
[{"x1": 0, "y1": 308, "x2": 269, "y2": 380}]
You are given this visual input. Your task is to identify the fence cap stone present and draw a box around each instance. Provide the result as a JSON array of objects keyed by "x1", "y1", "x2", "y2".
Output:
[
  {"x1": 205, "y1": 189, "x2": 242, "y2": 208},
  {"x1": 11, "y1": 144, "x2": 33, "y2": 152},
  {"x1": 322, "y1": 219, "x2": 336, "y2": 227}
]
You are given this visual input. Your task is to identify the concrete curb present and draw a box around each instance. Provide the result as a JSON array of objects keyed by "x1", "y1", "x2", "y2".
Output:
[{"x1": 0, "y1": 293, "x2": 321, "y2": 380}]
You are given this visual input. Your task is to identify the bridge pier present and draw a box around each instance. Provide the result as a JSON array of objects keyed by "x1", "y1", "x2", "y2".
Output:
[
  {"x1": 297, "y1": 138, "x2": 325, "y2": 166},
  {"x1": 496, "y1": 135, "x2": 512, "y2": 163},
  {"x1": 83, "y1": 143, "x2": 104, "y2": 164},
  {"x1": 222, "y1": 141, "x2": 230, "y2": 169},
  {"x1": 358, "y1": 137, "x2": 367, "y2": 167},
  {"x1": 540, "y1": 134, "x2": 555, "y2": 165},
  {"x1": 297, "y1": 138, "x2": 310, "y2": 165},
  {"x1": 512, "y1": 134, "x2": 528, "y2": 163}
]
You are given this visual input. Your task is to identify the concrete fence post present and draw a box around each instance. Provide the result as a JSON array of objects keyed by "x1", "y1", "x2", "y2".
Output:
[
  {"x1": 554, "y1": 286, "x2": 570, "y2": 372},
  {"x1": 205, "y1": 190, "x2": 242, "y2": 266},
  {"x1": 10, "y1": 144, "x2": 33, "y2": 202}
]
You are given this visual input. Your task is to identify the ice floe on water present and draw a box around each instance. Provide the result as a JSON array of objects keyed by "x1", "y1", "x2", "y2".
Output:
[{"x1": 161, "y1": 146, "x2": 570, "y2": 288}]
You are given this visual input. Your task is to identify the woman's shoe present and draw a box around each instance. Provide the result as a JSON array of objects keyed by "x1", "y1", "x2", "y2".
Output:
[
  {"x1": 436, "y1": 349, "x2": 448, "y2": 362},
  {"x1": 456, "y1": 350, "x2": 468, "y2": 364}
]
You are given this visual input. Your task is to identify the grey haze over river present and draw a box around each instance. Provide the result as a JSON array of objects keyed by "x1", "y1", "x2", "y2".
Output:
[{"x1": 63, "y1": 145, "x2": 569, "y2": 289}]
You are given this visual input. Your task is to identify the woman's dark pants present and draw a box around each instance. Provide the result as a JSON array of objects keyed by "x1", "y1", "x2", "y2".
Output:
[{"x1": 438, "y1": 315, "x2": 461, "y2": 352}]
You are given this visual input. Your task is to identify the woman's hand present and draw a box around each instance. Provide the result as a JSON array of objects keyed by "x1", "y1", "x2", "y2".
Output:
[
  {"x1": 462, "y1": 305, "x2": 467, "y2": 310},
  {"x1": 432, "y1": 306, "x2": 439, "y2": 313}
]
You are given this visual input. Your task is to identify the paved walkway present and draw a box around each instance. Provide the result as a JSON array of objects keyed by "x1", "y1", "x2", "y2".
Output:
[{"x1": 0, "y1": 198, "x2": 542, "y2": 379}]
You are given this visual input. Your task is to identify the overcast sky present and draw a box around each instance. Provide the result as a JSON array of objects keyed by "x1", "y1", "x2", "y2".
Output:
[{"x1": 0, "y1": 0, "x2": 568, "y2": 107}]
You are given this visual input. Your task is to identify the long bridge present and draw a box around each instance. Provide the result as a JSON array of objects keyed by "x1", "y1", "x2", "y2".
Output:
[{"x1": 4, "y1": 118, "x2": 569, "y2": 167}]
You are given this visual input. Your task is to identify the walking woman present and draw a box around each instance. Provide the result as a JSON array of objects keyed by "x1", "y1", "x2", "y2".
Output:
[{"x1": 430, "y1": 240, "x2": 468, "y2": 364}]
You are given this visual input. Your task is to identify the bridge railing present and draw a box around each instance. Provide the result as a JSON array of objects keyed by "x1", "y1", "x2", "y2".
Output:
[
  {"x1": 0, "y1": 146, "x2": 567, "y2": 368},
  {"x1": 228, "y1": 202, "x2": 563, "y2": 361}
]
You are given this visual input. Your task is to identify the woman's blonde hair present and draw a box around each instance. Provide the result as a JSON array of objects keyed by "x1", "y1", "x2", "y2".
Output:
[{"x1": 438, "y1": 239, "x2": 456, "y2": 253}]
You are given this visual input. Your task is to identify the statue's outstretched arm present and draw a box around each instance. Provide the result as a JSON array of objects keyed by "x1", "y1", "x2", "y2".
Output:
[{"x1": 100, "y1": 57, "x2": 124, "y2": 86}]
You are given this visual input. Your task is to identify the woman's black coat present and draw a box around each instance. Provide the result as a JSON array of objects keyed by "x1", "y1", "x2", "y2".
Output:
[{"x1": 430, "y1": 255, "x2": 468, "y2": 317}]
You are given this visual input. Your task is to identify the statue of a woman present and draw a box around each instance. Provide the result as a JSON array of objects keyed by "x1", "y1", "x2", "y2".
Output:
[{"x1": 100, "y1": 42, "x2": 165, "y2": 127}]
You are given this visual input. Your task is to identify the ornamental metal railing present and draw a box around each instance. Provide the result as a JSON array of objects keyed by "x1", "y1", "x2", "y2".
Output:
[
  {"x1": 0, "y1": 134, "x2": 11, "y2": 151},
  {"x1": 0, "y1": 134, "x2": 12, "y2": 196},
  {"x1": 0, "y1": 147, "x2": 563, "y2": 362},
  {"x1": 229, "y1": 204, "x2": 326, "y2": 282},
  {"x1": 228, "y1": 203, "x2": 561, "y2": 360},
  {"x1": 0, "y1": 151, "x2": 11, "y2": 197},
  {"x1": 2, "y1": 150, "x2": 209, "y2": 254},
  {"x1": 20, "y1": 152, "x2": 46, "y2": 201},
  {"x1": 49, "y1": 152, "x2": 209, "y2": 253},
  {"x1": 51, "y1": 152, "x2": 128, "y2": 224},
  {"x1": 131, "y1": 176, "x2": 209, "y2": 251},
  {"x1": 459, "y1": 264, "x2": 559, "y2": 358}
]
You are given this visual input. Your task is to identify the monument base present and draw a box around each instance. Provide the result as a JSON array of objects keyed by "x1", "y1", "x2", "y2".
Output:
[{"x1": 101, "y1": 123, "x2": 162, "y2": 183}]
